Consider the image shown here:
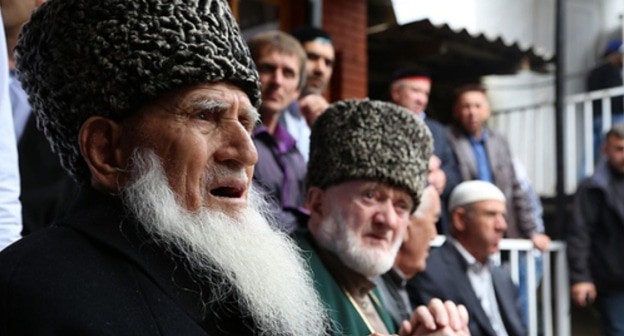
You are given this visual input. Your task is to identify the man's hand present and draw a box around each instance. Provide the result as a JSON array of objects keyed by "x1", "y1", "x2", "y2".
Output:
[
  {"x1": 299, "y1": 95, "x2": 329, "y2": 126},
  {"x1": 531, "y1": 233, "x2": 551, "y2": 252},
  {"x1": 396, "y1": 298, "x2": 470, "y2": 336},
  {"x1": 571, "y1": 282, "x2": 597, "y2": 307},
  {"x1": 427, "y1": 155, "x2": 446, "y2": 194}
]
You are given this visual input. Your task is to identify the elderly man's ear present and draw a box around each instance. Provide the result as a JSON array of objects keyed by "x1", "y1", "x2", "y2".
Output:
[
  {"x1": 305, "y1": 187, "x2": 327, "y2": 232},
  {"x1": 79, "y1": 116, "x2": 130, "y2": 192}
]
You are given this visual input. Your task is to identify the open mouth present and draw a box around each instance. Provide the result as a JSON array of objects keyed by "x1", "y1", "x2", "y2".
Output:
[{"x1": 210, "y1": 186, "x2": 245, "y2": 198}]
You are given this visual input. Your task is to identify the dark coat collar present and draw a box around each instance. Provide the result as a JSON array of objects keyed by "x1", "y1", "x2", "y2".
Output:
[{"x1": 62, "y1": 186, "x2": 257, "y2": 333}]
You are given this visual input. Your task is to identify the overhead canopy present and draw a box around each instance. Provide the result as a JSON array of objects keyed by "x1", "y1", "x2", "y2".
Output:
[
  {"x1": 367, "y1": 18, "x2": 554, "y2": 122},
  {"x1": 388, "y1": 0, "x2": 553, "y2": 58}
]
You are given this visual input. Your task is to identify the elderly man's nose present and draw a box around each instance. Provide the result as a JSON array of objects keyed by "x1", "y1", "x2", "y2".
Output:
[{"x1": 214, "y1": 124, "x2": 258, "y2": 167}]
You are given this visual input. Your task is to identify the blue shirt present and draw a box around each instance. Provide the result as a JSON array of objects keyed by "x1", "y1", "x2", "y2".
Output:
[{"x1": 468, "y1": 128, "x2": 493, "y2": 182}]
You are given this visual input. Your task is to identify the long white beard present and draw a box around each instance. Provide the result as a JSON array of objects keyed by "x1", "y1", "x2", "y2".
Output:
[
  {"x1": 316, "y1": 205, "x2": 402, "y2": 278},
  {"x1": 120, "y1": 150, "x2": 328, "y2": 335}
]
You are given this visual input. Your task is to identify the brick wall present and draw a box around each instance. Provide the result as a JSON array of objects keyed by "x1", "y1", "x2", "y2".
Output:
[{"x1": 323, "y1": 0, "x2": 367, "y2": 100}]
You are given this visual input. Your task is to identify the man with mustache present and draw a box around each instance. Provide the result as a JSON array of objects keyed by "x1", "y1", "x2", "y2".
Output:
[
  {"x1": 0, "y1": 0, "x2": 329, "y2": 334},
  {"x1": 248, "y1": 31, "x2": 308, "y2": 233},
  {"x1": 410, "y1": 181, "x2": 527, "y2": 336},
  {"x1": 297, "y1": 99, "x2": 470, "y2": 335}
]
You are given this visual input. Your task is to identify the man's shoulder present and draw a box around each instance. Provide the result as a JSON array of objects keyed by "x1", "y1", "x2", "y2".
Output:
[
  {"x1": 426, "y1": 242, "x2": 455, "y2": 269},
  {"x1": 0, "y1": 225, "x2": 127, "y2": 293},
  {"x1": 424, "y1": 118, "x2": 445, "y2": 130},
  {"x1": 410, "y1": 245, "x2": 452, "y2": 287},
  {"x1": 447, "y1": 124, "x2": 466, "y2": 141},
  {"x1": 0, "y1": 226, "x2": 90, "y2": 268},
  {"x1": 485, "y1": 127, "x2": 507, "y2": 139},
  {"x1": 0, "y1": 225, "x2": 208, "y2": 335}
]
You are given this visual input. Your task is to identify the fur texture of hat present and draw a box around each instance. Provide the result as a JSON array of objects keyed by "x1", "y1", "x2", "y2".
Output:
[
  {"x1": 16, "y1": 0, "x2": 260, "y2": 182},
  {"x1": 307, "y1": 99, "x2": 432, "y2": 209}
]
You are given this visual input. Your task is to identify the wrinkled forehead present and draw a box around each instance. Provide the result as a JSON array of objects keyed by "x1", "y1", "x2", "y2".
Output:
[
  {"x1": 329, "y1": 179, "x2": 413, "y2": 203},
  {"x1": 135, "y1": 82, "x2": 258, "y2": 121}
]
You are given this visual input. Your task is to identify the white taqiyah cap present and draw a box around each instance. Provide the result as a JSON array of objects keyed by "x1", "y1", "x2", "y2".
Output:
[{"x1": 448, "y1": 180, "x2": 506, "y2": 212}]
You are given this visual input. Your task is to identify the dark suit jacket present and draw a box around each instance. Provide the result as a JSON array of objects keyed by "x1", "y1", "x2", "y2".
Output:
[
  {"x1": 0, "y1": 187, "x2": 258, "y2": 335},
  {"x1": 18, "y1": 114, "x2": 79, "y2": 235},
  {"x1": 407, "y1": 241, "x2": 526, "y2": 336},
  {"x1": 424, "y1": 118, "x2": 460, "y2": 234},
  {"x1": 425, "y1": 118, "x2": 460, "y2": 198},
  {"x1": 446, "y1": 125, "x2": 536, "y2": 239}
]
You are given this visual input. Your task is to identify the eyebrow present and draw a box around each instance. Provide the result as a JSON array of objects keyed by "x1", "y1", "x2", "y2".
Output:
[
  {"x1": 187, "y1": 98, "x2": 259, "y2": 124},
  {"x1": 307, "y1": 51, "x2": 334, "y2": 63}
]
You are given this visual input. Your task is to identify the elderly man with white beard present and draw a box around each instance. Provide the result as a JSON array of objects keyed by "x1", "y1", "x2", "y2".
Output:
[
  {"x1": 297, "y1": 99, "x2": 471, "y2": 336},
  {"x1": 0, "y1": 0, "x2": 330, "y2": 335}
]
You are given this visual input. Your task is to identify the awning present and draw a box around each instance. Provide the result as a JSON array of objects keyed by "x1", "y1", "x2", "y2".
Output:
[
  {"x1": 367, "y1": 18, "x2": 554, "y2": 123},
  {"x1": 387, "y1": 0, "x2": 554, "y2": 59}
]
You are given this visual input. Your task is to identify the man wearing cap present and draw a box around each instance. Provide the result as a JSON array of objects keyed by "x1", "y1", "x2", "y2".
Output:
[
  {"x1": 296, "y1": 99, "x2": 470, "y2": 336},
  {"x1": 280, "y1": 26, "x2": 335, "y2": 162},
  {"x1": 390, "y1": 68, "x2": 460, "y2": 234},
  {"x1": 375, "y1": 185, "x2": 441, "y2": 327},
  {"x1": 0, "y1": 0, "x2": 329, "y2": 334},
  {"x1": 410, "y1": 181, "x2": 526, "y2": 336},
  {"x1": 247, "y1": 31, "x2": 309, "y2": 233}
]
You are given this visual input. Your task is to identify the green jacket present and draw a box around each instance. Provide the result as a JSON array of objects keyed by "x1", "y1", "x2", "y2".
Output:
[{"x1": 294, "y1": 231, "x2": 396, "y2": 336}]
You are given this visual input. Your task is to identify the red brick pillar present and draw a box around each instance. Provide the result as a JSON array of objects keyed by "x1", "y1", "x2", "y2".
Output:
[{"x1": 323, "y1": 0, "x2": 367, "y2": 101}]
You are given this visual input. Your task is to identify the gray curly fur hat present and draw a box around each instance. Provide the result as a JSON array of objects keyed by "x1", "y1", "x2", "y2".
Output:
[
  {"x1": 16, "y1": 0, "x2": 260, "y2": 183},
  {"x1": 307, "y1": 99, "x2": 433, "y2": 209}
]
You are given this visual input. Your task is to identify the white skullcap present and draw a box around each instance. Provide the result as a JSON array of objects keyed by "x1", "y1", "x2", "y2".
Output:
[{"x1": 448, "y1": 180, "x2": 506, "y2": 212}]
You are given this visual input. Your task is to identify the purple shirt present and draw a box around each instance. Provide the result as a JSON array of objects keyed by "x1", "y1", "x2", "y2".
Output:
[{"x1": 253, "y1": 124, "x2": 307, "y2": 233}]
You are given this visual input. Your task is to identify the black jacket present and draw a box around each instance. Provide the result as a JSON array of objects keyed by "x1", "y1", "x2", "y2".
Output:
[
  {"x1": 407, "y1": 241, "x2": 526, "y2": 336},
  {"x1": 0, "y1": 187, "x2": 257, "y2": 335},
  {"x1": 424, "y1": 118, "x2": 460, "y2": 234},
  {"x1": 567, "y1": 159, "x2": 624, "y2": 293}
]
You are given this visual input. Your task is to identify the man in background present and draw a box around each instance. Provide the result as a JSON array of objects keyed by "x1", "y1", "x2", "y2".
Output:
[
  {"x1": 568, "y1": 123, "x2": 624, "y2": 336},
  {"x1": 447, "y1": 84, "x2": 550, "y2": 251},
  {"x1": 297, "y1": 99, "x2": 469, "y2": 335},
  {"x1": 280, "y1": 26, "x2": 335, "y2": 161},
  {"x1": 248, "y1": 31, "x2": 308, "y2": 233},
  {"x1": 390, "y1": 68, "x2": 460, "y2": 234},
  {"x1": 410, "y1": 181, "x2": 526, "y2": 336},
  {"x1": 376, "y1": 185, "x2": 440, "y2": 327}
]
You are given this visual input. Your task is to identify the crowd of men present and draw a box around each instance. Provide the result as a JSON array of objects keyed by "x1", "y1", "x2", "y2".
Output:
[{"x1": 1, "y1": 0, "x2": 622, "y2": 335}]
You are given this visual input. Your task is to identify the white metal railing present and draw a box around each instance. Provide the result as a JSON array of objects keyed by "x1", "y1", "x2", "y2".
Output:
[
  {"x1": 490, "y1": 85, "x2": 624, "y2": 196},
  {"x1": 430, "y1": 236, "x2": 569, "y2": 336},
  {"x1": 563, "y1": 86, "x2": 624, "y2": 193},
  {"x1": 490, "y1": 101, "x2": 557, "y2": 197}
]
